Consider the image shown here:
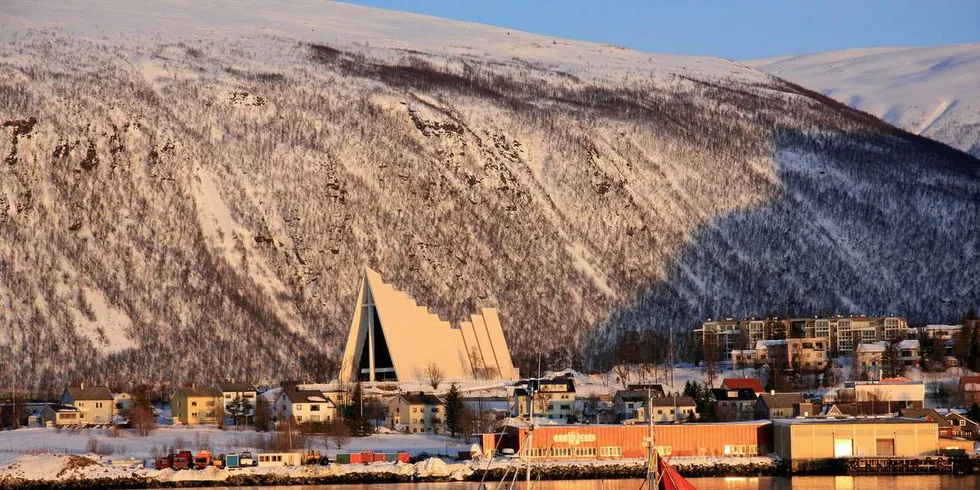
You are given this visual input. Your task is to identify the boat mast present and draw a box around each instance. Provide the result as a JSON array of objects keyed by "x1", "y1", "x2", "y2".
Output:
[
  {"x1": 647, "y1": 386, "x2": 658, "y2": 489},
  {"x1": 526, "y1": 381, "x2": 535, "y2": 489}
]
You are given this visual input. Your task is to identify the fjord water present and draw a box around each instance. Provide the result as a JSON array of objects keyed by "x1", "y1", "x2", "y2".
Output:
[{"x1": 196, "y1": 475, "x2": 980, "y2": 490}]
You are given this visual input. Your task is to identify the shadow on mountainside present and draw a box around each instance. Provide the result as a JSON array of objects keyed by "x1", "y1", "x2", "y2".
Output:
[{"x1": 588, "y1": 128, "x2": 980, "y2": 362}]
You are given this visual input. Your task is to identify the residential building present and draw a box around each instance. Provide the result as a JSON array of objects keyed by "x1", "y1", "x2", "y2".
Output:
[
  {"x1": 856, "y1": 342, "x2": 887, "y2": 373},
  {"x1": 754, "y1": 393, "x2": 807, "y2": 420},
  {"x1": 513, "y1": 378, "x2": 578, "y2": 421},
  {"x1": 274, "y1": 386, "x2": 337, "y2": 424},
  {"x1": 941, "y1": 411, "x2": 979, "y2": 439},
  {"x1": 900, "y1": 408, "x2": 955, "y2": 438},
  {"x1": 959, "y1": 376, "x2": 980, "y2": 406},
  {"x1": 387, "y1": 393, "x2": 445, "y2": 434},
  {"x1": 897, "y1": 339, "x2": 921, "y2": 366},
  {"x1": 626, "y1": 383, "x2": 666, "y2": 397},
  {"x1": 112, "y1": 392, "x2": 133, "y2": 418},
  {"x1": 721, "y1": 378, "x2": 764, "y2": 395},
  {"x1": 217, "y1": 381, "x2": 258, "y2": 413},
  {"x1": 339, "y1": 267, "x2": 517, "y2": 383},
  {"x1": 613, "y1": 390, "x2": 648, "y2": 421},
  {"x1": 60, "y1": 384, "x2": 114, "y2": 425},
  {"x1": 737, "y1": 338, "x2": 829, "y2": 372},
  {"x1": 40, "y1": 405, "x2": 85, "y2": 427},
  {"x1": 921, "y1": 324, "x2": 962, "y2": 341},
  {"x1": 171, "y1": 386, "x2": 223, "y2": 425},
  {"x1": 712, "y1": 388, "x2": 758, "y2": 422},
  {"x1": 647, "y1": 396, "x2": 698, "y2": 423},
  {"x1": 696, "y1": 315, "x2": 907, "y2": 359},
  {"x1": 839, "y1": 380, "x2": 925, "y2": 414},
  {"x1": 730, "y1": 349, "x2": 758, "y2": 369}
]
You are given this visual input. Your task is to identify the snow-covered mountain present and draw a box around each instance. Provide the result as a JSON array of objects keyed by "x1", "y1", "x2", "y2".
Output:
[
  {"x1": 1, "y1": 1, "x2": 978, "y2": 393},
  {"x1": 747, "y1": 43, "x2": 980, "y2": 157}
]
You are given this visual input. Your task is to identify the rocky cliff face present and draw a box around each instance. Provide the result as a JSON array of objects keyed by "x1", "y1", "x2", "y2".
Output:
[{"x1": 1, "y1": 2, "x2": 977, "y2": 393}]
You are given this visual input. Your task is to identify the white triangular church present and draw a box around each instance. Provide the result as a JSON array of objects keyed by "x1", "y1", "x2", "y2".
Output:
[{"x1": 339, "y1": 267, "x2": 518, "y2": 382}]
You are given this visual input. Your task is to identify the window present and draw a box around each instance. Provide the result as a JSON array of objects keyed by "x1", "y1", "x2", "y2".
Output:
[
  {"x1": 296, "y1": 416, "x2": 303, "y2": 422},
  {"x1": 599, "y1": 446, "x2": 622, "y2": 457},
  {"x1": 206, "y1": 401, "x2": 215, "y2": 407},
  {"x1": 552, "y1": 447, "x2": 572, "y2": 458},
  {"x1": 574, "y1": 447, "x2": 597, "y2": 457},
  {"x1": 192, "y1": 401, "x2": 198, "y2": 407},
  {"x1": 95, "y1": 402, "x2": 103, "y2": 409},
  {"x1": 296, "y1": 404, "x2": 303, "y2": 410},
  {"x1": 311, "y1": 405, "x2": 320, "y2": 411}
]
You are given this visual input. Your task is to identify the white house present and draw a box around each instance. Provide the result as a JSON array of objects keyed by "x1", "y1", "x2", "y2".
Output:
[{"x1": 275, "y1": 386, "x2": 337, "y2": 424}]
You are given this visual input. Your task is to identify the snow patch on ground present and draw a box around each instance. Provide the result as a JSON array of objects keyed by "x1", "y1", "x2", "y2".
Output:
[{"x1": 71, "y1": 287, "x2": 137, "y2": 353}]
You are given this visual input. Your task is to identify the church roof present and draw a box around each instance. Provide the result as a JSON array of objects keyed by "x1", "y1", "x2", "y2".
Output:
[{"x1": 340, "y1": 267, "x2": 517, "y2": 382}]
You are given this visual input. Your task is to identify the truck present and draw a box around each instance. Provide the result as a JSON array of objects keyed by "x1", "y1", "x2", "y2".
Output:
[
  {"x1": 173, "y1": 451, "x2": 193, "y2": 470},
  {"x1": 154, "y1": 453, "x2": 175, "y2": 469},
  {"x1": 239, "y1": 451, "x2": 255, "y2": 467},
  {"x1": 194, "y1": 451, "x2": 212, "y2": 470},
  {"x1": 213, "y1": 453, "x2": 225, "y2": 469}
]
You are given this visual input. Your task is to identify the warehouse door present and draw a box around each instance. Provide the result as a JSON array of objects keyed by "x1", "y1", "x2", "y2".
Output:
[
  {"x1": 876, "y1": 438, "x2": 895, "y2": 456},
  {"x1": 834, "y1": 439, "x2": 853, "y2": 457}
]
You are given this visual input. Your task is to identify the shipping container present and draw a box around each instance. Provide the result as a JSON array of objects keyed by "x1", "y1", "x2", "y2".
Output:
[
  {"x1": 493, "y1": 422, "x2": 773, "y2": 460},
  {"x1": 257, "y1": 452, "x2": 302, "y2": 467},
  {"x1": 226, "y1": 453, "x2": 240, "y2": 468},
  {"x1": 349, "y1": 452, "x2": 363, "y2": 464},
  {"x1": 397, "y1": 452, "x2": 410, "y2": 463},
  {"x1": 336, "y1": 453, "x2": 351, "y2": 464}
]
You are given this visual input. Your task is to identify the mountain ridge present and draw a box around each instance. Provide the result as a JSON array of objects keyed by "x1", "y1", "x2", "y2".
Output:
[
  {"x1": 747, "y1": 43, "x2": 980, "y2": 157},
  {"x1": 0, "y1": 1, "x2": 977, "y2": 393}
]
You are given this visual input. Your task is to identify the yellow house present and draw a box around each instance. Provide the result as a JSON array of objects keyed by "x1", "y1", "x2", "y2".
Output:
[
  {"x1": 387, "y1": 393, "x2": 445, "y2": 434},
  {"x1": 171, "y1": 386, "x2": 223, "y2": 425}
]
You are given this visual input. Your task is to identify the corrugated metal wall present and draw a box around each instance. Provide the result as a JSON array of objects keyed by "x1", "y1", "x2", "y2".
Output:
[{"x1": 498, "y1": 422, "x2": 773, "y2": 459}]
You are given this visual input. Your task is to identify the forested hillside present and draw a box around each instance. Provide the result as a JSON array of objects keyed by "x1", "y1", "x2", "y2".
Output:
[{"x1": 0, "y1": 1, "x2": 977, "y2": 393}]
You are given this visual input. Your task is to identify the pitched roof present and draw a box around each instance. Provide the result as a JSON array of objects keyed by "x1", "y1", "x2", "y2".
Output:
[
  {"x1": 757, "y1": 392, "x2": 804, "y2": 409},
  {"x1": 401, "y1": 393, "x2": 443, "y2": 406},
  {"x1": 65, "y1": 385, "x2": 113, "y2": 401},
  {"x1": 856, "y1": 342, "x2": 888, "y2": 353},
  {"x1": 897, "y1": 339, "x2": 920, "y2": 350},
  {"x1": 712, "y1": 388, "x2": 758, "y2": 401},
  {"x1": 176, "y1": 386, "x2": 221, "y2": 398},
  {"x1": 216, "y1": 382, "x2": 257, "y2": 393},
  {"x1": 281, "y1": 387, "x2": 333, "y2": 405},
  {"x1": 515, "y1": 377, "x2": 575, "y2": 396},
  {"x1": 649, "y1": 396, "x2": 696, "y2": 407},
  {"x1": 721, "y1": 378, "x2": 764, "y2": 393},
  {"x1": 900, "y1": 408, "x2": 951, "y2": 427},
  {"x1": 339, "y1": 268, "x2": 517, "y2": 382}
]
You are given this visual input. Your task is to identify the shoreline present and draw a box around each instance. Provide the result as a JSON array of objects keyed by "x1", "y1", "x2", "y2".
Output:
[
  {"x1": 0, "y1": 457, "x2": 785, "y2": 489},
  {"x1": 6, "y1": 455, "x2": 977, "y2": 489}
]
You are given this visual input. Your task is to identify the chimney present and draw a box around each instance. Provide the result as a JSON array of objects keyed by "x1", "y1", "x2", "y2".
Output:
[{"x1": 80, "y1": 382, "x2": 85, "y2": 390}]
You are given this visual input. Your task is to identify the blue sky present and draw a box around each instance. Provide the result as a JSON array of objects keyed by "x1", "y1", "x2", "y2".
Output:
[{"x1": 346, "y1": 0, "x2": 980, "y2": 60}]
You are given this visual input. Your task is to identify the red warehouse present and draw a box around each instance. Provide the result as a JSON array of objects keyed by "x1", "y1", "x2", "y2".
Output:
[{"x1": 483, "y1": 422, "x2": 772, "y2": 460}]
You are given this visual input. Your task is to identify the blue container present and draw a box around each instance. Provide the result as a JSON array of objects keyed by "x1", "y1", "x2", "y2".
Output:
[{"x1": 226, "y1": 453, "x2": 240, "y2": 468}]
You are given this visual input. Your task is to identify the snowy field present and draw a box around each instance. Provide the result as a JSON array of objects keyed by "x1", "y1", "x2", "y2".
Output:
[{"x1": 0, "y1": 425, "x2": 471, "y2": 460}]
